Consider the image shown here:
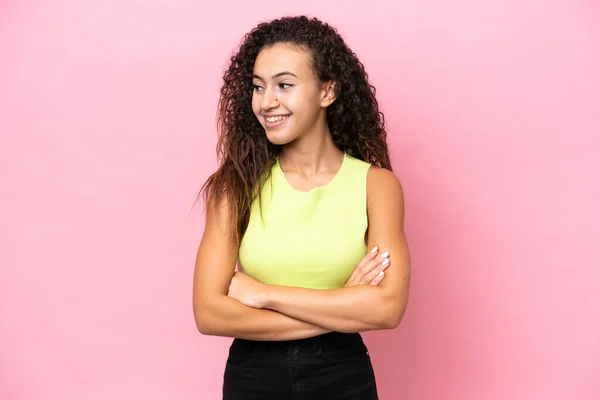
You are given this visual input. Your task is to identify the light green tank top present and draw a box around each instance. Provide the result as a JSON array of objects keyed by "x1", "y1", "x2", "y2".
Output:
[{"x1": 238, "y1": 153, "x2": 371, "y2": 289}]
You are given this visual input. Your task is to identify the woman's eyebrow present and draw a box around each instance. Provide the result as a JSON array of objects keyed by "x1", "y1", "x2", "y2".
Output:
[{"x1": 253, "y1": 71, "x2": 298, "y2": 80}]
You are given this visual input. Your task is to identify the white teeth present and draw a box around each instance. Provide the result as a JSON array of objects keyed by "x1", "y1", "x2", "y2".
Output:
[{"x1": 265, "y1": 115, "x2": 289, "y2": 123}]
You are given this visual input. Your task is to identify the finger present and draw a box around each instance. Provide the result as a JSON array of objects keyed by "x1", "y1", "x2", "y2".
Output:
[
  {"x1": 346, "y1": 246, "x2": 379, "y2": 285},
  {"x1": 360, "y1": 246, "x2": 380, "y2": 268},
  {"x1": 351, "y1": 251, "x2": 389, "y2": 286},
  {"x1": 359, "y1": 257, "x2": 390, "y2": 285},
  {"x1": 353, "y1": 245, "x2": 379, "y2": 273},
  {"x1": 356, "y1": 251, "x2": 390, "y2": 284},
  {"x1": 370, "y1": 271, "x2": 385, "y2": 285}
]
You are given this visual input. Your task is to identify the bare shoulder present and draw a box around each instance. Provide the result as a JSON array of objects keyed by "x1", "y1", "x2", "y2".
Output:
[
  {"x1": 204, "y1": 190, "x2": 231, "y2": 230},
  {"x1": 367, "y1": 165, "x2": 401, "y2": 185},
  {"x1": 366, "y1": 166, "x2": 405, "y2": 209}
]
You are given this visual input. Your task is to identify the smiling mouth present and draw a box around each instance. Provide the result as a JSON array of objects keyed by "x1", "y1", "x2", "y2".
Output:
[{"x1": 264, "y1": 115, "x2": 290, "y2": 123}]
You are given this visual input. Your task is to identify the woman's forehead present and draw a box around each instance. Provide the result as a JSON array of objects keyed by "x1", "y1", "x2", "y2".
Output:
[{"x1": 253, "y1": 44, "x2": 312, "y2": 78}]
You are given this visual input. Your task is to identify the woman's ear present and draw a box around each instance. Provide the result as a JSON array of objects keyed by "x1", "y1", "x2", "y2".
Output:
[{"x1": 320, "y1": 80, "x2": 338, "y2": 107}]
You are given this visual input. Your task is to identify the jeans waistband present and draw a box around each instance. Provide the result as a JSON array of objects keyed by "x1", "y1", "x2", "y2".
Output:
[{"x1": 233, "y1": 332, "x2": 364, "y2": 351}]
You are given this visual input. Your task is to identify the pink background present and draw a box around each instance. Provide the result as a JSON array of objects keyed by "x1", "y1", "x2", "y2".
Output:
[{"x1": 1, "y1": 1, "x2": 599, "y2": 399}]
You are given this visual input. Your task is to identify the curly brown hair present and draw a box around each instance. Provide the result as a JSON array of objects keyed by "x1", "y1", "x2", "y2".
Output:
[{"x1": 199, "y1": 15, "x2": 392, "y2": 244}]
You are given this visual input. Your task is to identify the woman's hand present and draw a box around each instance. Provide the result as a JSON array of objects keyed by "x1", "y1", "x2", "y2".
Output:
[
  {"x1": 227, "y1": 271, "x2": 268, "y2": 308},
  {"x1": 345, "y1": 246, "x2": 390, "y2": 287}
]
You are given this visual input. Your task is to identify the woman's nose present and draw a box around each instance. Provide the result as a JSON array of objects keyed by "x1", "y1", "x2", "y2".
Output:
[{"x1": 261, "y1": 89, "x2": 280, "y2": 110}]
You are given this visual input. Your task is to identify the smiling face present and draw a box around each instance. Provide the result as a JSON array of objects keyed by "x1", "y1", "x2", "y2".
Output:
[{"x1": 251, "y1": 43, "x2": 336, "y2": 145}]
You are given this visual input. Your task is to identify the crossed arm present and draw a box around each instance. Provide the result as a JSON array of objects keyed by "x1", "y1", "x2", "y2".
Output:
[{"x1": 192, "y1": 166, "x2": 411, "y2": 341}]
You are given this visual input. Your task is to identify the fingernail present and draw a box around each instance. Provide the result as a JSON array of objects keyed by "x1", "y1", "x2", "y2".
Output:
[
  {"x1": 380, "y1": 251, "x2": 389, "y2": 259},
  {"x1": 382, "y1": 258, "x2": 390, "y2": 266},
  {"x1": 371, "y1": 246, "x2": 379, "y2": 253},
  {"x1": 377, "y1": 271, "x2": 384, "y2": 277}
]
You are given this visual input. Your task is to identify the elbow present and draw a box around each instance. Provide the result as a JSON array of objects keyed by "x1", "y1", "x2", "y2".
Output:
[
  {"x1": 196, "y1": 315, "x2": 221, "y2": 336},
  {"x1": 193, "y1": 295, "x2": 234, "y2": 337},
  {"x1": 196, "y1": 320, "x2": 215, "y2": 336},
  {"x1": 379, "y1": 299, "x2": 408, "y2": 330},
  {"x1": 194, "y1": 313, "x2": 213, "y2": 336},
  {"x1": 193, "y1": 305, "x2": 219, "y2": 336},
  {"x1": 382, "y1": 313, "x2": 403, "y2": 330}
]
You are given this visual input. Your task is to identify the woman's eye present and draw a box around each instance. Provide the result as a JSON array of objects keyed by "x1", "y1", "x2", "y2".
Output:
[{"x1": 252, "y1": 83, "x2": 291, "y2": 91}]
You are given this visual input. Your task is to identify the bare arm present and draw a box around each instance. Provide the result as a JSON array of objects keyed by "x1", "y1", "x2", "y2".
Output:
[
  {"x1": 259, "y1": 167, "x2": 411, "y2": 332},
  {"x1": 192, "y1": 193, "x2": 331, "y2": 341}
]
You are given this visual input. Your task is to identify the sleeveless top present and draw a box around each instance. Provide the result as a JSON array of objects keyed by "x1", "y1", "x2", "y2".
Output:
[{"x1": 238, "y1": 153, "x2": 372, "y2": 290}]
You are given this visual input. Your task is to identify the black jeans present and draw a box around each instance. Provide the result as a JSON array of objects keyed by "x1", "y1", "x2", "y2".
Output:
[{"x1": 222, "y1": 331, "x2": 379, "y2": 400}]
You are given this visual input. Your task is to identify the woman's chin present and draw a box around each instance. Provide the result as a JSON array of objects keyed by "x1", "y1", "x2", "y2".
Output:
[{"x1": 266, "y1": 130, "x2": 295, "y2": 146}]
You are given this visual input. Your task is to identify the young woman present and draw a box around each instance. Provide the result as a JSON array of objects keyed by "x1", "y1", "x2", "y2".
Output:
[{"x1": 193, "y1": 15, "x2": 411, "y2": 400}]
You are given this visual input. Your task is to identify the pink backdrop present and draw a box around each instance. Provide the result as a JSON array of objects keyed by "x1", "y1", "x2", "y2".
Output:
[{"x1": 1, "y1": 1, "x2": 599, "y2": 399}]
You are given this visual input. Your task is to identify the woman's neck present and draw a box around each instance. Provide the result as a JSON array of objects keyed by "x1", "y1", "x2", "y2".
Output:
[{"x1": 278, "y1": 126, "x2": 343, "y2": 176}]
